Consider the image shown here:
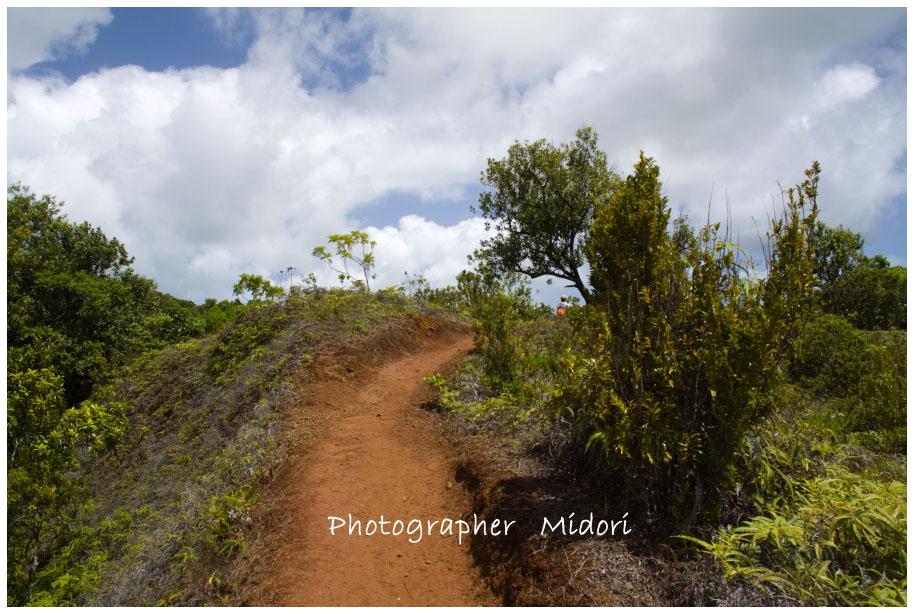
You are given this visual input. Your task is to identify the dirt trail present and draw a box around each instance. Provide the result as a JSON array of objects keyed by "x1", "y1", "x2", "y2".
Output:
[{"x1": 239, "y1": 320, "x2": 495, "y2": 606}]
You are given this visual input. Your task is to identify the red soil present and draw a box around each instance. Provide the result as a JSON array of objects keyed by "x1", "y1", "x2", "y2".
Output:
[{"x1": 230, "y1": 316, "x2": 496, "y2": 606}]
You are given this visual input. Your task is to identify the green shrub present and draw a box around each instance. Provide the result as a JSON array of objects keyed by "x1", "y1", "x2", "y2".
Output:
[
  {"x1": 551, "y1": 153, "x2": 784, "y2": 533},
  {"x1": 684, "y1": 468, "x2": 906, "y2": 606},
  {"x1": 791, "y1": 315, "x2": 905, "y2": 444},
  {"x1": 790, "y1": 314, "x2": 869, "y2": 398},
  {"x1": 456, "y1": 265, "x2": 548, "y2": 395}
]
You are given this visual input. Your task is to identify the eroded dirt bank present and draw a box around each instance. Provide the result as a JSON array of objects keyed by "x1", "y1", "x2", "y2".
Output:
[{"x1": 229, "y1": 315, "x2": 496, "y2": 606}]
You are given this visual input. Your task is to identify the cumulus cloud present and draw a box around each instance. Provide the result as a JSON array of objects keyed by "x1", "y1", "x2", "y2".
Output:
[
  {"x1": 364, "y1": 215, "x2": 491, "y2": 289},
  {"x1": 7, "y1": 8, "x2": 113, "y2": 72},
  {"x1": 6, "y1": 8, "x2": 906, "y2": 303}
]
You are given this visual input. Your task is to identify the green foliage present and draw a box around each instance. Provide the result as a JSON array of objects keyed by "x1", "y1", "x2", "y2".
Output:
[
  {"x1": 811, "y1": 222, "x2": 907, "y2": 330},
  {"x1": 414, "y1": 283, "x2": 465, "y2": 315},
  {"x1": 206, "y1": 487, "x2": 256, "y2": 560},
  {"x1": 552, "y1": 153, "x2": 781, "y2": 531},
  {"x1": 823, "y1": 256, "x2": 906, "y2": 330},
  {"x1": 200, "y1": 298, "x2": 245, "y2": 334},
  {"x1": 473, "y1": 127, "x2": 620, "y2": 302},
  {"x1": 807, "y1": 219, "x2": 906, "y2": 330},
  {"x1": 8, "y1": 183, "x2": 157, "y2": 405},
  {"x1": 682, "y1": 359, "x2": 906, "y2": 606},
  {"x1": 791, "y1": 315, "x2": 905, "y2": 445},
  {"x1": 312, "y1": 230, "x2": 377, "y2": 292},
  {"x1": 762, "y1": 162, "x2": 820, "y2": 350},
  {"x1": 809, "y1": 221, "x2": 864, "y2": 289},
  {"x1": 232, "y1": 273, "x2": 284, "y2": 303},
  {"x1": 203, "y1": 301, "x2": 289, "y2": 379},
  {"x1": 7, "y1": 183, "x2": 208, "y2": 405},
  {"x1": 143, "y1": 293, "x2": 206, "y2": 345},
  {"x1": 790, "y1": 314, "x2": 870, "y2": 398},
  {"x1": 6, "y1": 183, "x2": 214, "y2": 604},
  {"x1": 684, "y1": 467, "x2": 906, "y2": 606},
  {"x1": 456, "y1": 264, "x2": 549, "y2": 395},
  {"x1": 7, "y1": 368, "x2": 126, "y2": 604}
]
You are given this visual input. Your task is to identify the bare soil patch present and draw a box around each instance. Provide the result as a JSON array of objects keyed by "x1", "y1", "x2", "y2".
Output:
[{"x1": 227, "y1": 315, "x2": 496, "y2": 606}]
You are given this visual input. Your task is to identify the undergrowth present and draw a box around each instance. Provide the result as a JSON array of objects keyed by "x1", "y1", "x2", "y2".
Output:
[
  {"x1": 429, "y1": 312, "x2": 906, "y2": 606},
  {"x1": 684, "y1": 384, "x2": 906, "y2": 606},
  {"x1": 28, "y1": 289, "x2": 426, "y2": 606}
]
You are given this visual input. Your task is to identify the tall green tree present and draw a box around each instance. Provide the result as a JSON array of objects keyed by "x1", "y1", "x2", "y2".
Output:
[
  {"x1": 809, "y1": 221, "x2": 865, "y2": 289},
  {"x1": 232, "y1": 273, "x2": 285, "y2": 302},
  {"x1": 7, "y1": 184, "x2": 165, "y2": 405},
  {"x1": 824, "y1": 255, "x2": 906, "y2": 330},
  {"x1": 473, "y1": 127, "x2": 619, "y2": 303},
  {"x1": 786, "y1": 170, "x2": 905, "y2": 330}
]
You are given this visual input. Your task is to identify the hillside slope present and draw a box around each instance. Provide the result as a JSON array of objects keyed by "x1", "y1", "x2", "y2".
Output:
[{"x1": 48, "y1": 292, "x2": 464, "y2": 605}]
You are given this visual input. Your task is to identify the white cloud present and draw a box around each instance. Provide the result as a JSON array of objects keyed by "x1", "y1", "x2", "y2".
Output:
[
  {"x1": 817, "y1": 62, "x2": 880, "y2": 105},
  {"x1": 6, "y1": 8, "x2": 906, "y2": 303},
  {"x1": 7, "y1": 8, "x2": 113, "y2": 72},
  {"x1": 365, "y1": 215, "x2": 491, "y2": 290}
]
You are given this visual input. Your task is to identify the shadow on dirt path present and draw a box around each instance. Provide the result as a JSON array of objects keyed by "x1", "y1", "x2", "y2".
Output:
[{"x1": 230, "y1": 316, "x2": 497, "y2": 606}]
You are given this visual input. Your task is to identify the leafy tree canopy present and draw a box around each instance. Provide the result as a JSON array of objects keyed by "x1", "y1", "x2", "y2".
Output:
[
  {"x1": 824, "y1": 255, "x2": 906, "y2": 330},
  {"x1": 473, "y1": 127, "x2": 619, "y2": 303},
  {"x1": 7, "y1": 184, "x2": 162, "y2": 405},
  {"x1": 809, "y1": 221, "x2": 865, "y2": 288},
  {"x1": 233, "y1": 273, "x2": 285, "y2": 302}
]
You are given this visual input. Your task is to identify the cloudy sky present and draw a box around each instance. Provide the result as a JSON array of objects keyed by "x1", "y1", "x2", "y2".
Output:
[{"x1": 7, "y1": 6, "x2": 907, "y2": 304}]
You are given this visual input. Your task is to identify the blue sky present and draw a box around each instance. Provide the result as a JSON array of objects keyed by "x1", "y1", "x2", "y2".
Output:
[
  {"x1": 23, "y1": 8, "x2": 251, "y2": 79},
  {"x1": 7, "y1": 7, "x2": 907, "y2": 304}
]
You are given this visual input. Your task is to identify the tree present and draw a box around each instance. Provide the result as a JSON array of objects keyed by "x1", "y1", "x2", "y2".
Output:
[
  {"x1": 824, "y1": 256, "x2": 906, "y2": 330},
  {"x1": 7, "y1": 369, "x2": 125, "y2": 604},
  {"x1": 809, "y1": 222, "x2": 865, "y2": 289},
  {"x1": 762, "y1": 162, "x2": 820, "y2": 349},
  {"x1": 7, "y1": 183, "x2": 162, "y2": 406},
  {"x1": 586, "y1": 151, "x2": 675, "y2": 307},
  {"x1": 312, "y1": 230, "x2": 377, "y2": 292},
  {"x1": 473, "y1": 127, "x2": 619, "y2": 303},
  {"x1": 6, "y1": 183, "x2": 205, "y2": 604},
  {"x1": 232, "y1": 273, "x2": 284, "y2": 302}
]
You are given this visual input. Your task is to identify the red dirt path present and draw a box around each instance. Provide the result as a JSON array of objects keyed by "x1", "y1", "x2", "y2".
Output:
[{"x1": 235, "y1": 318, "x2": 496, "y2": 606}]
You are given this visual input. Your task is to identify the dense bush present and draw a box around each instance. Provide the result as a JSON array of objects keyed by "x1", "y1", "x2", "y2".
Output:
[
  {"x1": 823, "y1": 256, "x2": 906, "y2": 330},
  {"x1": 689, "y1": 387, "x2": 907, "y2": 606},
  {"x1": 455, "y1": 265, "x2": 549, "y2": 395},
  {"x1": 7, "y1": 184, "x2": 207, "y2": 406},
  {"x1": 791, "y1": 315, "x2": 905, "y2": 444},
  {"x1": 7, "y1": 369, "x2": 126, "y2": 604},
  {"x1": 550, "y1": 153, "x2": 785, "y2": 532},
  {"x1": 790, "y1": 314, "x2": 870, "y2": 397}
]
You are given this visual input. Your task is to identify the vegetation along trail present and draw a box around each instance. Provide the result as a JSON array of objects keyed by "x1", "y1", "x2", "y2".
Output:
[{"x1": 239, "y1": 319, "x2": 495, "y2": 606}]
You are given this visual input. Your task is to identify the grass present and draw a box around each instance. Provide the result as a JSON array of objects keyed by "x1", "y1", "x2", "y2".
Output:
[
  {"x1": 38, "y1": 289, "x2": 431, "y2": 605},
  {"x1": 428, "y1": 312, "x2": 907, "y2": 606}
]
